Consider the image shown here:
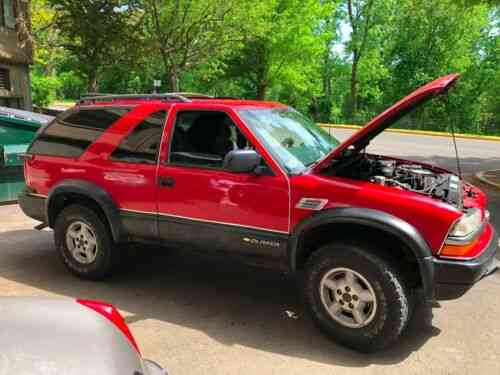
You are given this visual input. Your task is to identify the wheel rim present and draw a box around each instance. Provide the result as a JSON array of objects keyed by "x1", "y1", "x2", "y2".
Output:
[
  {"x1": 65, "y1": 221, "x2": 98, "y2": 264},
  {"x1": 319, "y1": 267, "x2": 377, "y2": 328}
]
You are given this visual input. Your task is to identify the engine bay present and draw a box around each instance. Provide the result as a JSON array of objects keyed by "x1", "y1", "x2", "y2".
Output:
[{"x1": 333, "y1": 154, "x2": 462, "y2": 207}]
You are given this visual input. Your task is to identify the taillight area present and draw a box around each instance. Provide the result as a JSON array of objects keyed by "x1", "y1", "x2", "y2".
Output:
[
  {"x1": 76, "y1": 299, "x2": 140, "y2": 353},
  {"x1": 20, "y1": 153, "x2": 36, "y2": 189}
]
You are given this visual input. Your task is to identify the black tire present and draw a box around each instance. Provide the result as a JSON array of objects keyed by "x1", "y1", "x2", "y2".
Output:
[
  {"x1": 304, "y1": 241, "x2": 411, "y2": 352},
  {"x1": 54, "y1": 204, "x2": 119, "y2": 280}
]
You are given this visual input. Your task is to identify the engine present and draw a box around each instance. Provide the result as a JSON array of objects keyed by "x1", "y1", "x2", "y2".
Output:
[
  {"x1": 369, "y1": 159, "x2": 461, "y2": 206},
  {"x1": 335, "y1": 156, "x2": 462, "y2": 207}
]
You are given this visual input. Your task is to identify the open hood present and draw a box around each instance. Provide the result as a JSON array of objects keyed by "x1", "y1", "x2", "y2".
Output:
[{"x1": 313, "y1": 73, "x2": 460, "y2": 173}]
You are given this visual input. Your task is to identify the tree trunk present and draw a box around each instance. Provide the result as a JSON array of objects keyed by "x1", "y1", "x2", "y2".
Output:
[
  {"x1": 167, "y1": 65, "x2": 179, "y2": 92},
  {"x1": 350, "y1": 56, "x2": 359, "y2": 121},
  {"x1": 323, "y1": 74, "x2": 332, "y2": 98},
  {"x1": 322, "y1": 51, "x2": 332, "y2": 98},
  {"x1": 44, "y1": 63, "x2": 55, "y2": 77},
  {"x1": 87, "y1": 70, "x2": 98, "y2": 93},
  {"x1": 256, "y1": 82, "x2": 267, "y2": 100}
]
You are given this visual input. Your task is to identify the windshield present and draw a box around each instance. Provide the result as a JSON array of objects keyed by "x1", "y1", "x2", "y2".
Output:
[{"x1": 238, "y1": 108, "x2": 340, "y2": 174}]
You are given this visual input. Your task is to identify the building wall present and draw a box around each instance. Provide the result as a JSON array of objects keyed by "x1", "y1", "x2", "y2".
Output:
[
  {"x1": 0, "y1": 0, "x2": 33, "y2": 110},
  {"x1": 0, "y1": 62, "x2": 31, "y2": 110}
]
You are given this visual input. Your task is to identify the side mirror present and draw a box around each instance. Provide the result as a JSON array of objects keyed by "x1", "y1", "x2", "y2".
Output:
[
  {"x1": 223, "y1": 149, "x2": 261, "y2": 173},
  {"x1": 342, "y1": 145, "x2": 356, "y2": 158}
]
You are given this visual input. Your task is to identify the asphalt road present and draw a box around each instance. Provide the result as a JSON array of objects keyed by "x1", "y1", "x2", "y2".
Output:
[{"x1": 0, "y1": 131, "x2": 499, "y2": 375}]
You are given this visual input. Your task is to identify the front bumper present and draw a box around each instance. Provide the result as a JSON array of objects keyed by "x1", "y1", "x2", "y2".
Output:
[{"x1": 433, "y1": 225, "x2": 499, "y2": 300}]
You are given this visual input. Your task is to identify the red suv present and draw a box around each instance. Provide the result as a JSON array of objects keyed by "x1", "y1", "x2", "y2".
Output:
[{"x1": 19, "y1": 74, "x2": 498, "y2": 352}]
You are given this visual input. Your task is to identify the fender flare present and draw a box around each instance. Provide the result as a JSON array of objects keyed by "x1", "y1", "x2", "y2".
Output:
[
  {"x1": 46, "y1": 179, "x2": 124, "y2": 243},
  {"x1": 288, "y1": 207, "x2": 435, "y2": 300}
]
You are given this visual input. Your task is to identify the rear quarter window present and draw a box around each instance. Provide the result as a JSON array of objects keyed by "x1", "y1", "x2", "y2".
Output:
[
  {"x1": 109, "y1": 110, "x2": 167, "y2": 164},
  {"x1": 28, "y1": 107, "x2": 131, "y2": 158}
]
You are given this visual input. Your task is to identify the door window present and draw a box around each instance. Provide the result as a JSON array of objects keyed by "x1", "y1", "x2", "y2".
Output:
[{"x1": 169, "y1": 111, "x2": 251, "y2": 169}]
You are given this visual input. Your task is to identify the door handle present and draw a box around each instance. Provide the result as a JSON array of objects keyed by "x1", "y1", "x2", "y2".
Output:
[{"x1": 158, "y1": 176, "x2": 175, "y2": 188}]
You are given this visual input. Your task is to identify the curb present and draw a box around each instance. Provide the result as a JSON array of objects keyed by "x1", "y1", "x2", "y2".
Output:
[
  {"x1": 473, "y1": 170, "x2": 500, "y2": 191},
  {"x1": 319, "y1": 124, "x2": 500, "y2": 142},
  {"x1": 0, "y1": 200, "x2": 18, "y2": 206}
]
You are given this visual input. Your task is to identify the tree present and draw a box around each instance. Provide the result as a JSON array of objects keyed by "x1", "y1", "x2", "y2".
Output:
[
  {"x1": 221, "y1": 0, "x2": 329, "y2": 102},
  {"x1": 28, "y1": 0, "x2": 499, "y2": 135},
  {"x1": 48, "y1": 0, "x2": 142, "y2": 92},
  {"x1": 382, "y1": 0, "x2": 491, "y2": 132},
  {"x1": 144, "y1": 0, "x2": 240, "y2": 92},
  {"x1": 345, "y1": 0, "x2": 375, "y2": 120},
  {"x1": 31, "y1": 0, "x2": 62, "y2": 75},
  {"x1": 464, "y1": 6, "x2": 500, "y2": 134}
]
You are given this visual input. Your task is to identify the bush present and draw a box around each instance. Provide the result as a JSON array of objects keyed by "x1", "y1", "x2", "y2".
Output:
[
  {"x1": 58, "y1": 71, "x2": 85, "y2": 100},
  {"x1": 31, "y1": 74, "x2": 61, "y2": 107}
]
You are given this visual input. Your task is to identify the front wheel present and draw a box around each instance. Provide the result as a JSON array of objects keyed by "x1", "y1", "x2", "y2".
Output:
[{"x1": 304, "y1": 242, "x2": 412, "y2": 352}]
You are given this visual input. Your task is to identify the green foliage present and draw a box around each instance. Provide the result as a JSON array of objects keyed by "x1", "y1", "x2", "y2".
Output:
[
  {"x1": 379, "y1": 0, "x2": 498, "y2": 134},
  {"x1": 30, "y1": 0, "x2": 500, "y2": 135},
  {"x1": 142, "y1": 0, "x2": 243, "y2": 91},
  {"x1": 47, "y1": 0, "x2": 142, "y2": 91},
  {"x1": 57, "y1": 71, "x2": 85, "y2": 100},
  {"x1": 31, "y1": 74, "x2": 61, "y2": 107}
]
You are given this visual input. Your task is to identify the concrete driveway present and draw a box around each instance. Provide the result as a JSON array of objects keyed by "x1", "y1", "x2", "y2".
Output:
[{"x1": 0, "y1": 131, "x2": 499, "y2": 375}]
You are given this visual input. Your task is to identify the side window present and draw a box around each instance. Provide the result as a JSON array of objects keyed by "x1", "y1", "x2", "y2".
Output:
[
  {"x1": 169, "y1": 111, "x2": 251, "y2": 169},
  {"x1": 109, "y1": 110, "x2": 167, "y2": 164},
  {"x1": 28, "y1": 107, "x2": 130, "y2": 158}
]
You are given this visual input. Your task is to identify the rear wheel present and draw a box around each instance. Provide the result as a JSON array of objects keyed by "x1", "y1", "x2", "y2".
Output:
[
  {"x1": 54, "y1": 204, "x2": 119, "y2": 280},
  {"x1": 304, "y1": 242, "x2": 412, "y2": 352}
]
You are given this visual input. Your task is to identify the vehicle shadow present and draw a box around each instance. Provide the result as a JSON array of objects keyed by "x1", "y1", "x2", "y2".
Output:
[{"x1": 0, "y1": 228, "x2": 440, "y2": 367}]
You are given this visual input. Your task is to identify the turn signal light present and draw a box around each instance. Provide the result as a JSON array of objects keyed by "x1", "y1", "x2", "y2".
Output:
[{"x1": 440, "y1": 240, "x2": 479, "y2": 258}]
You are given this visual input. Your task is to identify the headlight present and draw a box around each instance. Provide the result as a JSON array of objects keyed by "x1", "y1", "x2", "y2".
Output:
[{"x1": 449, "y1": 208, "x2": 482, "y2": 238}]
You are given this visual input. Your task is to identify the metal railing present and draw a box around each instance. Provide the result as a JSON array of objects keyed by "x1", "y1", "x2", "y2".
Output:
[{"x1": 78, "y1": 92, "x2": 213, "y2": 105}]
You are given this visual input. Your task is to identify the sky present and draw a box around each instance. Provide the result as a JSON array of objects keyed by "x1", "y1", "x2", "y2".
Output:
[{"x1": 332, "y1": 21, "x2": 351, "y2": 57}]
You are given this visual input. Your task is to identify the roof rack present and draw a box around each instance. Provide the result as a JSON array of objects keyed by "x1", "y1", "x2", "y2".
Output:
[
  {"x1": 171, "y1": 92, "x2": 213, "y2": 99},
  {"x1": 78, "y1": 92, "x2": 214, "y2": 105},
  {"x1": 78, "y1": 93, "x2": 189, "y2": 104},
  {"x1": 82, "y1": 92, "x2": 113, "y2": 97}
]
